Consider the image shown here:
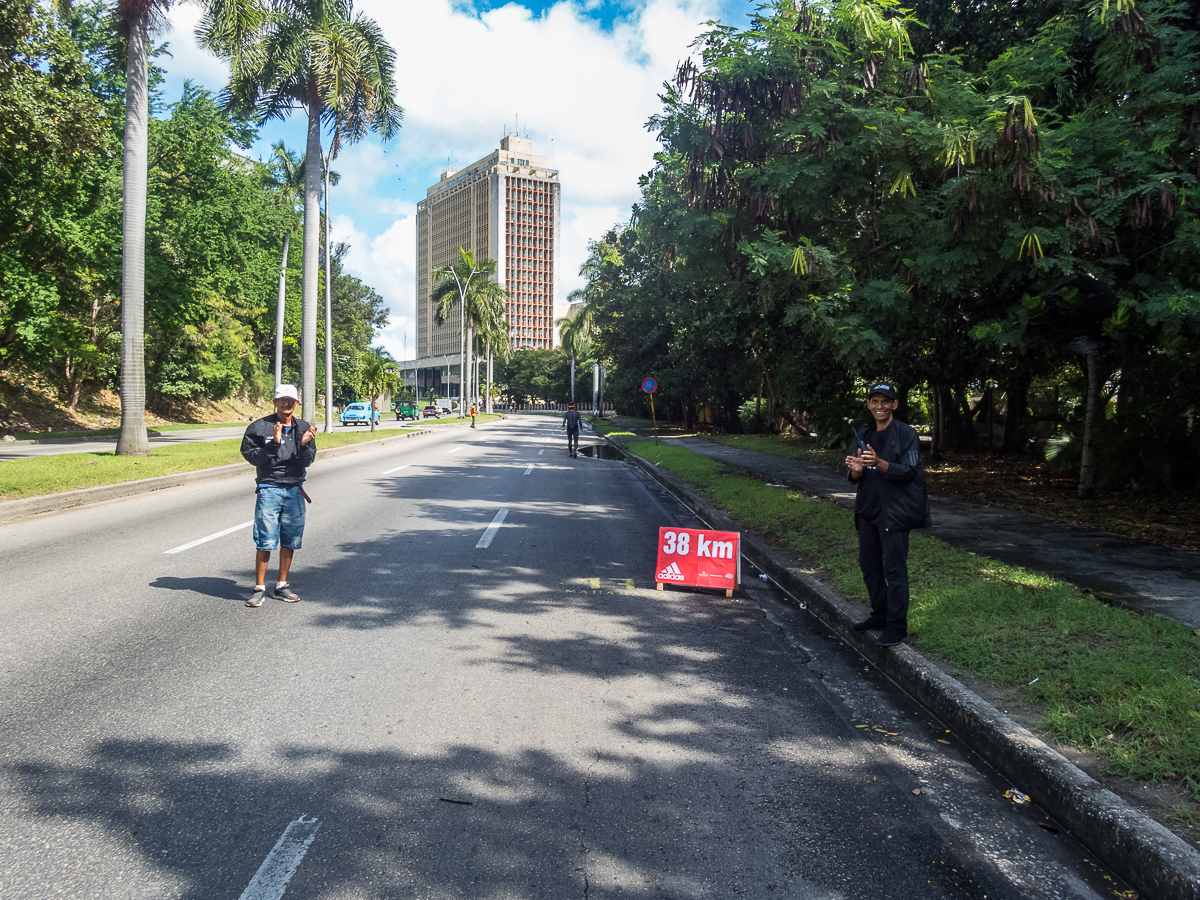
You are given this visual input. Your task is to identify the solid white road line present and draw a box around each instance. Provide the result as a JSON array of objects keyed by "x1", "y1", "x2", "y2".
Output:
[
  {"x1": 164, "y1": 521, "x2": 253, "y2": 555},
  {"x1": 237, "y1": 816, "x2": 322, "y2": 900},
  {"x1": 524, "y1": 465, "x2": 533, "y2": 475},
  {"x1": 476, "y1": 508, "x2": 509, "y2": 549},
  {"x1": 382, "y1": 464, "x2": 411, "y2": 475}
]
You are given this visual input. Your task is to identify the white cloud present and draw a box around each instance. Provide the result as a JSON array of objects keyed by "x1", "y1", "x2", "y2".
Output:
[
  {"x1": 161, "y1": 0, "x2": 731, "y2": 356},
  {"x1": 331, "y1": 211, "x2": 418, "y2": 360}
]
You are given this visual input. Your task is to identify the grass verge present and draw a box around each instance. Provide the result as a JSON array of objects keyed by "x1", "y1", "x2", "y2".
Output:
[
  {"x1": 627, "y1": 439, "x2": 1200, "y2": 808},
  {"x1": 0, "y1": 428, "x2": 421, "y2": 501}
]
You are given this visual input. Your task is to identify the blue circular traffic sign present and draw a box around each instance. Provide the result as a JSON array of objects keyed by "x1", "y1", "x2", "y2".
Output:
[{"x1": 641, "y1": 377, "x2": 657, "y2": 393}]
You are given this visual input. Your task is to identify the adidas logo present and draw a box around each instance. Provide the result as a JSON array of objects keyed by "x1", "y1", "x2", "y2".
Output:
[{"x1": 657, "y1": 562, "x2": 685, "y2": 581}]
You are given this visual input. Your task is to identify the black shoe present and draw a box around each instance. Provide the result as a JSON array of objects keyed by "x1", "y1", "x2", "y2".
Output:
[
  {"x1": 853, "y1": 617, "x2": 886, "y2": 632},
  {"x1": 246, "y1": 587, "x2": 266, "y2": 608},
  {"x1": 877, "y1": 627, "x2": 908, "y2": 647}
]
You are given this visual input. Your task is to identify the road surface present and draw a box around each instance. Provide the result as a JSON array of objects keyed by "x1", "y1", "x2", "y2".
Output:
[{"x1": 0, "y1": 417, "x2": 1126, "y2": 898}]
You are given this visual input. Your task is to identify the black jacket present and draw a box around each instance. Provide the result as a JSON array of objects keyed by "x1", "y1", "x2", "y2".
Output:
[
  {"x1": 849, "y1": 419, "x2": 932, "y2": 531},
  {"x1": 562, "y1": 409, "x2": 582, "y2": 431},
  {"x1": 240, "y1": 415, "x2": 317, "y2": 486}
]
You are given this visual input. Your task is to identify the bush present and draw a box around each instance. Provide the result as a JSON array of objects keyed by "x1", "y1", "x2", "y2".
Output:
[{"x1": 738, "y1": 398, "x2": 772, "y2": 433}]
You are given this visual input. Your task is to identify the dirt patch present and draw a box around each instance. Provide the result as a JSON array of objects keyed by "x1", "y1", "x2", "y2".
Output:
[
  {"x1": 926, "y1": 453, "x2": 1200, "y2": 553},
  {"x1": 0, "y1": 375, "x2": 268, "y2": 436}
]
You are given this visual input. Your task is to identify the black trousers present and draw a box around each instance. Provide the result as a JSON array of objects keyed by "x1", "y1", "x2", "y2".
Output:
[
  {"x1": 856, "y1": 517, "x2": 910, "y2": 628},
  {"x1": 566, "y1": 429, "x2": 579, "y2": 453}
]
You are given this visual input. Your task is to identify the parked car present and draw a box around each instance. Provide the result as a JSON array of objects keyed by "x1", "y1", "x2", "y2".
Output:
[
  {"x1": 422, "y1": 405, "x2": 441, "y2": 419},
  {"x1": 394, "y1": 400, "x2": 419, "y2": 421},
  {"x1": 340, "y1": 402, "x2": 379, "y2": 426}
]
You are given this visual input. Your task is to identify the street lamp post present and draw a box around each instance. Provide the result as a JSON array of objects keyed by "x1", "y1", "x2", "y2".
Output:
[
  {"x1": 448, "y1": 258, "x2": 482, "y2": 417},
  {"x1": 322, "y1": 150, "x2": 334, "y2": 433}
]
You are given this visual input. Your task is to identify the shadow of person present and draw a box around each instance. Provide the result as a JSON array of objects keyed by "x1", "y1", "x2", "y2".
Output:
[{"x1": 150, "y1": 576, "x2": 243, "y2": 602}]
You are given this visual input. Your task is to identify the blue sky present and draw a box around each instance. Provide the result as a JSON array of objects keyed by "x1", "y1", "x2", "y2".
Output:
[{"x1": 159, "y1": 0, "x2": 752, "y2": 359}]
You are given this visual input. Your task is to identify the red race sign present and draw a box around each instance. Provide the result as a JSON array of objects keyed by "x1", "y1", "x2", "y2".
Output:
[{"x1": 655, "y1": 527, "x2": 741, "y2": 595}]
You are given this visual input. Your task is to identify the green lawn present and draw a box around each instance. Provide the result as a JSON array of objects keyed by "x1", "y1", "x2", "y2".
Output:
[
  {"x1": 0, "y1": 428, "x2": 421, "y2": 501},
  {"x1": 626, "y1": 439, "x2": 1200, "y2": 812}
]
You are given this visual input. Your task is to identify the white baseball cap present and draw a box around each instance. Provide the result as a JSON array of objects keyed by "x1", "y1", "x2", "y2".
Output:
[{"x1": 274, "y1": 384, "x2": 299, "y2": 401}]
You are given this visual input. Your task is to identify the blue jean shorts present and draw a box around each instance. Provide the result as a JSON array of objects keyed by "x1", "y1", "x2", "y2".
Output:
[{"x1": 253, "y1": 484, "x2": 306, "y2": 551}]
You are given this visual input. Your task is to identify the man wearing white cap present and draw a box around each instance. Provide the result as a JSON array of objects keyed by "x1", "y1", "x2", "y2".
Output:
[{"x1": 240, "y1": 384, "x2": 318, "y2": 607}]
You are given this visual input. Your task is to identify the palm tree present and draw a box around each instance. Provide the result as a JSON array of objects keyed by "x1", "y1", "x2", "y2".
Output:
[
  {"x1": 431, "y1": 248, "x2": 508, "y2": 414},
  {"x1": 54, "y1": 0, "x2": 258, "y2": 455},
  {"x1": 472, "y1": 286, "x2": 512, "y2": 415},
  {"x1": 357, "y1": 347, "x2": 398, "y2": 434},
  {"x1": 200, "y1": 0, "x2": 402, "y2": 424},
  {"x1": 557, "y1": 291, "x2": 595, "y2": 404}
]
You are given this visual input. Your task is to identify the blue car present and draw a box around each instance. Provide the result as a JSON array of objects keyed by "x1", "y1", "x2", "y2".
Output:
[{"x1": 340, "y1": 402, "x2": 380, "y2": 426}]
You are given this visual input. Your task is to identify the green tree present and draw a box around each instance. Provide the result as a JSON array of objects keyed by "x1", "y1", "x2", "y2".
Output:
[
  {"x1": 201, "y1": 0, "x2": 403, "y2": 425},
  {"x1": 0, "y1": 0, "x2": 119, "y2": 409},
  {"x1": 430, "y1": 247, "x2": 508, "y2": 412},
  {"x1": 556, "y1": 293, "x2": 595, "y2": 404},
  {"x1": 356, "y1": 346, "x2": 397, "y2": 433},
  {"x1": 52, "y1": 0, "x2": 258, "y2": 454}
]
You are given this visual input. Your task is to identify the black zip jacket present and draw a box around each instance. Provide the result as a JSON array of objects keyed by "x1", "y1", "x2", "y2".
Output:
[
  {"x1": 848, "y1": 419, "x2": 932, "y2": 531},
  {"x1": 240, "y1": 415, "x2": 317, "y2": 486}
]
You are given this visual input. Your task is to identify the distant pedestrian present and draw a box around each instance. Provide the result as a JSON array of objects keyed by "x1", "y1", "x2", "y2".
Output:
[
  {"x1": 844, "y1": 382, "x2": 931, "y2": 646},
  {"x1": 240, "y1": 384, "x2": 317, "y2": 607},
  {"x1": 470, "y1": 403, "x2": 477, "y2": 428},
  {"x1": 562, "y1": 401, "x2": 582, "y2": 457}
]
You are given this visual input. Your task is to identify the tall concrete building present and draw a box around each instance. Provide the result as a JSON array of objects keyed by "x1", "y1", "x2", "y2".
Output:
[{"x1": 408, "y1": 135, "x2": 560, "y2": 397}]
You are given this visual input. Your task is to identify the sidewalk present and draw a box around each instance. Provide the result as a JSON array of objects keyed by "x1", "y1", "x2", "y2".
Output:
[{"x1": 660, "y1": 435, "x2": 1200, "y2": 630}]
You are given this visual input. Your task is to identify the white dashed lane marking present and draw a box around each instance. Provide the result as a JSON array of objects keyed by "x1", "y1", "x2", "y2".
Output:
[
  {"x1": 524, "y1": 465, "x2": 533, "y2": 475},
  {"x1": 164, "y1": 521, "x2": 253, "y2": 554},
  {"x1": 237, "y1": 816, "x2": 321, "y2": 900},
  {"x1": 381, "y1": 464, "x2": 411, "y2": 475},
  {"x1": 476, "y1": 508, "x2": 509, "y2": 549}
]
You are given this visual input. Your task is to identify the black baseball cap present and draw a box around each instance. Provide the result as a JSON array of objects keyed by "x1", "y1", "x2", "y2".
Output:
[{"x1": 868, "y1": 382, "x2": 897, "y2": 400}]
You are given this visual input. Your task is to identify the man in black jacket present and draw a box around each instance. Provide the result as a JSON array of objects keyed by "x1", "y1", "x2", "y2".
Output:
[
  {"x1": 844, "y1": 382, "x2": 931, "y2": 646},
  {"x1": 240, "y1": 384, "x2": 318, "y2": 607},
  {"x1": 562, "y1": 402, "x2": 582, "y2": 458}
]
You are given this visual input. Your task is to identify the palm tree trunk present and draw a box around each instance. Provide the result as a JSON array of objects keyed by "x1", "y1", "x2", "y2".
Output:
[
  {"x1": 323, "y1": 154, "x2": 334, "y2": 433},
  {"x1": 570, "y1": 354, "x2": 575, "y2": 402},
  {"x1": 116, "y1": 11, "x2": 150, "y2": 457},
  {"x1": 274, "y1": 230, "x2": 291, "y2": 388},
  {"x1": 300, "y1": 98, "x2": 322, "y2": 423}
]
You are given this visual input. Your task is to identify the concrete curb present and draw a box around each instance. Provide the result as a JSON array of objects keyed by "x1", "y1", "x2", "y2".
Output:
[
  {"x1": 0, "y1": 420, "x2": 505, "y2": 527},
  {"x1": 612, "y1": 436, "x2": 1200, "y2": 900}
]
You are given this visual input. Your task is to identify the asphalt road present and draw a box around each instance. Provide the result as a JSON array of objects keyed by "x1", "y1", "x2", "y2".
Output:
[{"x1": 0, "y1": 417, "x2": 1128, "y2": 899}]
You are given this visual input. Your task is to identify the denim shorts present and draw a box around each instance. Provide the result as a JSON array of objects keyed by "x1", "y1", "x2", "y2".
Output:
[{"x1": 253, "y1": 484, "x2": 306, "y2": 551}]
